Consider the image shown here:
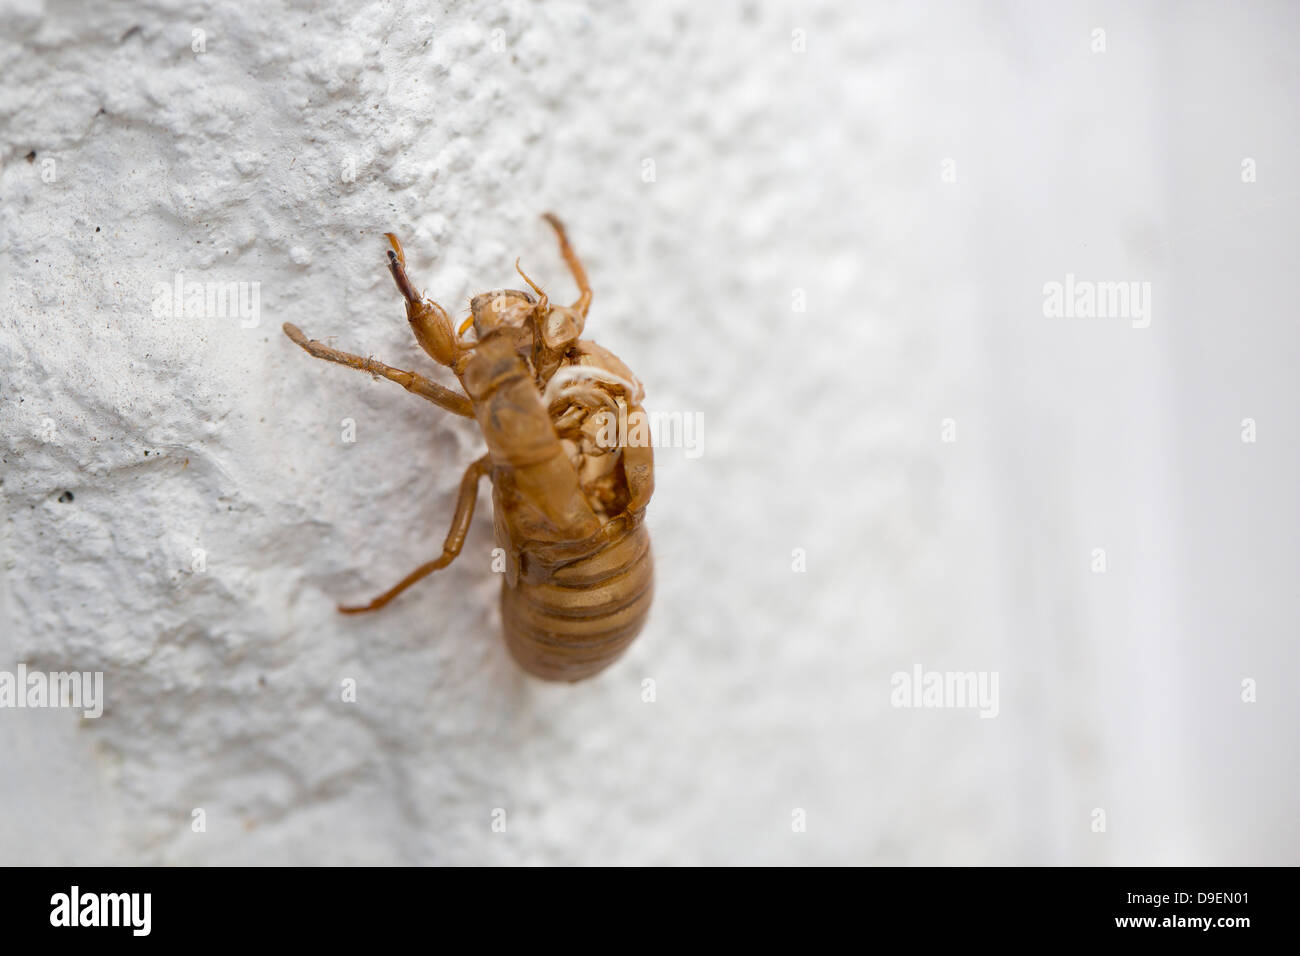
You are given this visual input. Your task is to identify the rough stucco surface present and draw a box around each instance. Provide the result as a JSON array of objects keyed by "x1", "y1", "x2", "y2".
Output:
[{"x1": 1, "y1": 1, "x2": 1297, "y2": 865}]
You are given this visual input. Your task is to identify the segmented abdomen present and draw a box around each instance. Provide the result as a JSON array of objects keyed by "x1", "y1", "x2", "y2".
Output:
[{"x1": 501, "y1": 523, "x2": 653, "y2": 682}]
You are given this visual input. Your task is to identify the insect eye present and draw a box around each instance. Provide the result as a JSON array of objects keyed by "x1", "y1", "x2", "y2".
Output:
[{"x1": 541, "y1": 308, "x2": 580, "y2": 349}]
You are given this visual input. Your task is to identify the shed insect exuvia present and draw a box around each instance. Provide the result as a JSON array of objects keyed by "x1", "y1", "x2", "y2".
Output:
[{"x1": 283, "y1": 215, "x2": 654, "y2": 681}]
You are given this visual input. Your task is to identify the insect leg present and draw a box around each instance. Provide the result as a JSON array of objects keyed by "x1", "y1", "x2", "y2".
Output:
[
  {"x1": 384, "y1": 233, "x2": 466, "y2": 366},
  {"x1": 282, "y1": 323, "x2": 474, "y2": 417},
  {"x1": 337, "y1": 454, "x2": 492, "y2": 614},
  {"x1": 541, "y1": 213, "x2": 592, "y2": 317}
]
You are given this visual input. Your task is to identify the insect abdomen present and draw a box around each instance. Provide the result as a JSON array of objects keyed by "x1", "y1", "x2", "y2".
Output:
[{"x1": 502, "y1": 524, "x2": 653, "y2": 682}]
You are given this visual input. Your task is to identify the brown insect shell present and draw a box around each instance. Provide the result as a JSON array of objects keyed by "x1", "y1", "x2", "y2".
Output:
[
  {"x1": 459, "y1": 296, "x2": 651, "y2": 592},
  {"x1": 566, "y1": 341, "x2": 645, "y2": 403},
  {"x1": 469, "y1": 289, "x2": 537, "y2": 349},
  {"x1": 538, "y1": 306, "x2": 583, "y2": 351},
  {"x1": 460, "y1": 330, "x2": 603, "y2": 586}
]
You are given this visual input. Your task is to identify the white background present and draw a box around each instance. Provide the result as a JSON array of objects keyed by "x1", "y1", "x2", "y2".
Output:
[{"x1": 1, "y1": 0, "x2": 1296, "y2": 864}]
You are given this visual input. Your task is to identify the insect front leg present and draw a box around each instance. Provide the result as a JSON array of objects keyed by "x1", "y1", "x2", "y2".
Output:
[
  {"x1": 541, "y1": 213, "x2": 592, "y2": 317},
  {"x1": 281, "y1": 323, "x2": 474, "y2": 417},
  {"x1": 338, "y1": 454, "x2": 492, "y2": 614},
  {"x1": 385, "y1": 233, "x2": 469, "y2": 368}
]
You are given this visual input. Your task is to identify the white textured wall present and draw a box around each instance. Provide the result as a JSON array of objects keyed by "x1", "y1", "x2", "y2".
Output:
[{"x1": 1, "y1": 1, "x2": 1296, "y2": 865}]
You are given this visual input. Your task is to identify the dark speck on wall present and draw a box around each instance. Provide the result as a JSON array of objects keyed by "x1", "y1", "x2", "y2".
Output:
[{"x1": 58, "y1": 491, "x2": 74, "y2": 503}]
